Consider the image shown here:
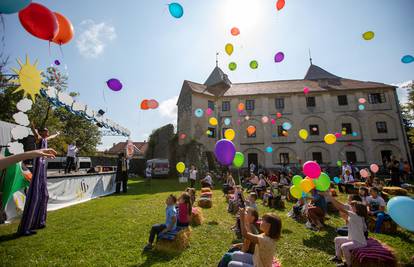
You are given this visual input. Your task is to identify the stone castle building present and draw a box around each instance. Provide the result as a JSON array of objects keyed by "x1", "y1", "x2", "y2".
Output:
[{"x1": 176, "y1": 63, "x2": 411, "y2": 169}]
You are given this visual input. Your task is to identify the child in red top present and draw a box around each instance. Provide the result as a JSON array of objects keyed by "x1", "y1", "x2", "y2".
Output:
[{"x1": 177, "y1": 192, "x2": 192, "y2": 227}]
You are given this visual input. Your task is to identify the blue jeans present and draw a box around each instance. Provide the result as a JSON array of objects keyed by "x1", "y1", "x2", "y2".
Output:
[
  {"x1": 373, "y1": 211, "x2": 390, "y2": 233},
  {"x1": 228, "y1": 251, "x2": 254, "y2": 267}
]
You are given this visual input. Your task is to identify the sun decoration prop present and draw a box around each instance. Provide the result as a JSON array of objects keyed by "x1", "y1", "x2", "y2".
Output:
[{"x1": 11, "y1": 55, "x2": 43, "y2": 102}]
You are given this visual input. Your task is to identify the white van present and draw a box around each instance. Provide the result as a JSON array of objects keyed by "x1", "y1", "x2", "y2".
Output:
[{"x1": 146, "y1": 158, "x2": 169, "y2": 177}]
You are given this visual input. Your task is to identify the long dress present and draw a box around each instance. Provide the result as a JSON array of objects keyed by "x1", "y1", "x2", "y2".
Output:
[{"x1": 18, "y1": 138, "x2": 49, "y2": 234}]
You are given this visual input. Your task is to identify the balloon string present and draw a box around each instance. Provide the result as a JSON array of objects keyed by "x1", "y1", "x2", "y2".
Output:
[
  {"x1": 48, "y1": 41, "x2": 51, "y2": 59},
  {"x1": 102, "y1": 86, "x2": 108, "y2": 112},
  {"x1": 59, "y1": 45, "x2": 64, "y2": 58}
]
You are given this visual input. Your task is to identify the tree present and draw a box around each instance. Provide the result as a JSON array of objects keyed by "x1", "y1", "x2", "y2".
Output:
[{"x1": 401, "y1": 84, "x2": 414, "y2": 148}]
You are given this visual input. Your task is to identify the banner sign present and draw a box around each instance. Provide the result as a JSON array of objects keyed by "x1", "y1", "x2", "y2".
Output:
[{"x1": 5, "y1": 172, "x2": 115, "y2": 222}]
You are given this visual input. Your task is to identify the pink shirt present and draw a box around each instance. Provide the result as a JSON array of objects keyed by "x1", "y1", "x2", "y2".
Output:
[{"x1": 178, "y1": 203, "x2": 190, "y2": 224}]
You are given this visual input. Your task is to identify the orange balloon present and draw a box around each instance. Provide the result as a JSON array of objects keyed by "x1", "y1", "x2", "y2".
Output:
[
  {"x1": 247, "y1": 125, "x2": 256, "y2": 136},
  {"x1": 238, "y1": 103, "x2": 245, "y2": 111},
  {"x1": 231, "y1": 27, "x2": 240, "y2": 36},
  {"x1": 140, "y1": 99, "x2": 149, "y2": 110},
  {"x1": 52, "y1": 12, "x2": 74, "y2": 45},
  {"x1": 276, "y1": 0, "x2": 285, "y2": 11}
]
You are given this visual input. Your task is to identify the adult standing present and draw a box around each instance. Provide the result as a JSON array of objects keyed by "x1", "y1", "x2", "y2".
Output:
[
  {"x1": 65, "y1": 141, "x2": 78, "y2": 174},
  {"x1": 145, "y1": 164, "x2": 152, "y2": 181},
  {"x1": 249, "y1": 162, "x2": 256, "y2": 174},
  {"x1": 388, "y1": 156, "x2": 400, "y2": 186},
  {"x1": 18, "y1": 126, "x2": 59, "y2": 235},
  {"x1": 189, "y1": 165, "x2": 197, "y2": 188},
  {"x1": 116, "y1": 152, "x2": 128, "y2": 193}
]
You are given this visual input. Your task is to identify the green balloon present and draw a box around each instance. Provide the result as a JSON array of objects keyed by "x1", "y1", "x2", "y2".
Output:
[
  {"x1": 314, "y1": 172, "x2": 330, "y2": 192},
  {"x1": 249, "y1": 60, "x2": 258, "y2": 69},
  {"x1": 232, "y1": 152, "x2": 244, "y2": 168},
  {"x1": 292, "y1": 175, "x2": 303, "y2": 186},
  {"x1": 229, "y1": 62, "x2": 237, "y2": 71},
  {"x1": 337, "y1": 160, "x2": 342, "y2": 167}
]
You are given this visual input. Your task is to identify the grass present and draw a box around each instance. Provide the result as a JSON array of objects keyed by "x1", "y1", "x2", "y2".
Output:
[{"x1": 0, "y1": 177, "x2": 413, "y2": 267}]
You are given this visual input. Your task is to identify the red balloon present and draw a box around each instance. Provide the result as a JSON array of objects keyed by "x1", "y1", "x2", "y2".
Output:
[
  {"x1": 18, "y1": 3, "x2": 58, "y2": 41},
  {"x1": 147, "y1": 99, "x2": 159, "y2": 109},
  {"x1": 52, "y1": 12, "x2": 74, "y2": 45},
  {"x1": 140, "y1": 99, "x2": 149, "y2": 110},
  {"x1": 231, "y1": 27, "x2": 240, "y2": 36},
  {"x1": 276, "y1": 0, "x2": 285, "y2": 11}
]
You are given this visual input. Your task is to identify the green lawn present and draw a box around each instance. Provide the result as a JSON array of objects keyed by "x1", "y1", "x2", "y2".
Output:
[{"x1": 0, "y1": 177, "x2": 413, "y2": 267}]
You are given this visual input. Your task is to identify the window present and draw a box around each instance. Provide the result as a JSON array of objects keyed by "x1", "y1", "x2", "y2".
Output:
[
  {"x1": 207, "y1": 127, "x2": 216, "y2": 138},
  {"x1": 376, "y1": 121, "x2": 388, "y2": 133},
  {"x1": 309, "y1": 124, "x2": 319, "y2": 136},
  {"x1": 277, "y1": 126, "x2": 285, "y2": 137},
  {"x1": 346, "y1": 152, "x2": 357, "y2": 163},
  {"x1": 312, "y1": 152, "x2": 323, "y2": 163},
  {"x1": 222, "y1": 101, "x2": 230, "y2": 112},
  {"x1": 208, "y1": 100, "x2": 215, "y2": 111},
  {"x1": 341, "y1": 123, "x2": 353, "y2": 135},
  {"x1": 275, "y1": 98, "x2": 285, "y2": 109},
  {"x1": 368, "y1": 93, "x2": 386, "y2": 104},
  {"x1": 246, "y1": 100, "x2": 255, "y2": 111},
  {"x1": 306, "y1": 96, "x2": 316, "y2": 107},
  {"x1": 280, "y1": 153, "x2": 289, "y2": 164},
  {"x1": 337, "y1": 95, "x2": 348, "y2": 106}
]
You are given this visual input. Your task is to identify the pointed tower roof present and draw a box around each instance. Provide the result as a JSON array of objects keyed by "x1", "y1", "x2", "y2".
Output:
[
  {"x1": 204, "y1": 66, "x2": 232, "y2": 97},
  {"x1": 304, "y1": 64, "x2": 341, "y2": 80}
]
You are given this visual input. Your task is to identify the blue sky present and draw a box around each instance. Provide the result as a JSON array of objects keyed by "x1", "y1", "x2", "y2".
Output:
[{"x1": 4, "y1": 0, "x2": 414, "y2": 149}]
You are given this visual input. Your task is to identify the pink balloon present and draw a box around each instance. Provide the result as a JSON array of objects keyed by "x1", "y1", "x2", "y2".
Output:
[
  {"x1": 303, "y1": 161, "x2": 321, "y2": 179},
  {"x1": 206, "y1": 108, "x2": 213, "y2": 116},
  {"x1": 358, "y1": 98, "x2": 366, "y2": 104},
  {"x1": 360, "y1": 169, "x2": 369, "y2": 178},
  {"x1": 334, "y1": 132, "x2": 341, "y2": 138},
  {"x1": 271, "y1": 119, "x2": 276, "y2": 124},
  {"x1": 303, "y1": 87, "x2": 310, "y2": 94},
  {"x1": 370, "y1": 164, "x2": 379, "y2": 173}
]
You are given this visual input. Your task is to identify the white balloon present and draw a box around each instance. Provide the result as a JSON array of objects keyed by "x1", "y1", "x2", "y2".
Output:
[
  {"x1": 58, "y1": 91, "x2": 73, "y2": 106},
  {"x1": 46, "y1": 86, "x2": 57, "y2": 98},
  {"x1": 7, "y1": 141, "x2": 24, "y2": 155},
  {"x1": 16, "y1": 98, "x2": 32, "y2": 112},
  {"x1": 11, "y1": 125, "x2": 30, "y2": 140},
  {"x1": 72, "y1": 101, "x2": 86, "y2": 112},
  {"x1": 12, "y1": 112, "x2": 30, "y2": 126}
]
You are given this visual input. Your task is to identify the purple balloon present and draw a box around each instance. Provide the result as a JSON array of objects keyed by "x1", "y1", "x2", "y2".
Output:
[
  {"x1": 106, "y1": 78, "x2": 123, "y2": 91},
  {"x1": 214, "y1": 139, "x2": 236, "y2": 166},
  {"x1": 274, "y1": 52, "x2": 285, "y2": 63},
  {"x1": 54, "y1": 60, "x2": 60, "y2": 66}
]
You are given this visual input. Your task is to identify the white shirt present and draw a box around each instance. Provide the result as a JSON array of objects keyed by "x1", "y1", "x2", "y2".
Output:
[
  {"x1": 190, "y1": 169, "x2": 197, "y2": 180},
  {"x1": 67, "y1": 144, "x2": 78, "y2": 157},
  {"x1": 250, "y1": 163, "x2": 255, "y2": 172},
  {"x1": 146, "y1": 167, "x2": 152, "y2": 177},
  {"x1": 342, "y1": 165, "x2": 352, "y2": 176},
  {"x1": 343, "y1": 174, "x2": 354, "y2": 183},
  {"x1": 366, "y1": 195, "x2": 385, "y2": 212},
  {"x1": 348, "y1": 211, "x2": 367, "y2": 245},
  {"x1": 203, "y1": 175, "x2": 212, "y2": 185}
]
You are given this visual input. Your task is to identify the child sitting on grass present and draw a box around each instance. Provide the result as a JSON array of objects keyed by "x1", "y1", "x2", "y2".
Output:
[
  {"x1": 228, "y1": 211, "x2": 282, "y2": 267},
  {"x1": 322, "y1": 192, "x2": 368, "y2": 267},
  {"x1": 143, "y1": 194, "x2": 177, "y2": 251},
  {"x1": 245, "y1": 192, "x2": 258, "y2": 210},
  {"x1": 177, "y1": 192, "x2": 192, "y2": 227}
]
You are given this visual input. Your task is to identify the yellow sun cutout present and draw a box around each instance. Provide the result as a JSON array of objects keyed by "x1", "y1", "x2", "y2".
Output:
[{"x1": 11, "y1": 55, "x2": 43, "y2": 102}]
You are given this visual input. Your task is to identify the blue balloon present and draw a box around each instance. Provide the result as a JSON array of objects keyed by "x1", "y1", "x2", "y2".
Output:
[
  {"x1": 352, "y1": 132, "x2": 358, "y2": 137},
  {"x1": 272, "y1": 133, "x2": 277, "y2": 138},
  {"x1": 0, "y1": 0, "x2": 31, "y2": 14},
  {"x1": 168, "y1": 3, "x2": 184, "y2": 18},
  {"x1": 333, "y1": 177, "x2": 341, "y2": 184},
  {"x1": 282, "y1": 122, "x2": 292, "y2": 130},
  {"x1": 265, "y1": 146, "x2": 273, "y2": 153},
  {"x1": 358, "y1": 104, "x2": 365, "y2": 111},
  {"x1": 387, "y1": 196, "x2": 414, "y2": 232},
  {"x1": 224, "y1": 118, "x2": 231, "y2": 126},
  {"x1": 401, "y1": 55, "x2": 414, "y2": 64},
  {"x1": 194, "y1": 108, "x2": 203, "y2": 118}
]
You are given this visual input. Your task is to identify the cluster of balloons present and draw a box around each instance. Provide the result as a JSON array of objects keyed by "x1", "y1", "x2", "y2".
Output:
[
  {"x1": 168, "y1": 2, "x2": 183, "y2": 18},
  {"x1": 290, "y1": 161, "x2": 331, "y2": 199},
  {"x1": 141, "y1": 99, "x2": 159, "y2": 110},
  {"x1": 15, "y1": 2, "x2": 74, "y2": 45},
  {"x1": 107, "y1": 78, "x2": 123, "y2": 91}
]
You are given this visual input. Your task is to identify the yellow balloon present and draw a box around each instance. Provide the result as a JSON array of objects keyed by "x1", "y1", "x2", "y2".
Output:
[
  {"x1": 299, "y1": 129, "x2": 308, "y2": 140},
  {"x1": 225, "y1": 43, "x2": 234, "y2": 56},
  {"x1": 289, "y1": 185, "x2": 302, "y2": 199},
  {"x1": 224, "y1": 129, "x2": 235, "y2": 141},
  {"x1": 324, "y1": 133, "x2": 337, "y2": 145},
  {"x1": 176, "y1": 162, "x2": 185, "y2": 173},
  {"x1": 209, "y1": 117, "x2": 218, "y2": 126},
  {"x1": 300, "y1": 178, "x2": 315, "y2": 193}
]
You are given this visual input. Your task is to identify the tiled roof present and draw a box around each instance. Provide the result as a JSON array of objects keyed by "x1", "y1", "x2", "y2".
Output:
[
  {"x1": 106, "y1": 142, "x2": 148, "y2": 155},
  {"x1": 183, "y1": 64, "x2": 394, "y2": 97}
]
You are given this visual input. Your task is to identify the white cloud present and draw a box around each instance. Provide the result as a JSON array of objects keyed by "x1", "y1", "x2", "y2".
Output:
[
  {"x1": 158, "y1": 96, "x2": 178, "y2": 121},
  {"x1": 392, "y1": 80, "x2": 414, "y2": 89},
  {"x1": 76, "y1": 20, "x2": 116, "y2": 58}
]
